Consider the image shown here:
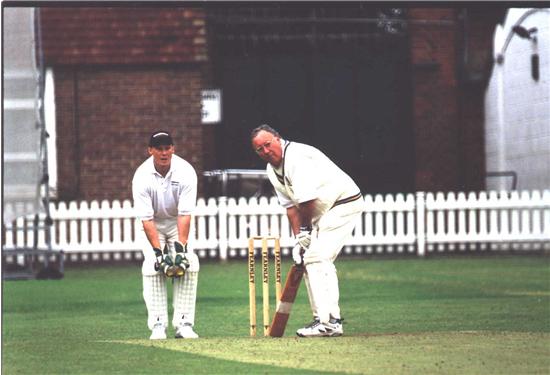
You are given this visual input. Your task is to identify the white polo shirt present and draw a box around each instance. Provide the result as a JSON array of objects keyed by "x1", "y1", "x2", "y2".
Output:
[
  {"x1": 266, "y1": 140, "x2": 361, "y2": 224},
  {"x1": 132, "y1": 154, "x2": 197, "y2": 221}
]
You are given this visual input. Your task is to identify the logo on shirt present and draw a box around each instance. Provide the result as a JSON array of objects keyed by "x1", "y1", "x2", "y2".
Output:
[{"x1": 170, "y1": 181, "x2": 181, "y2": 195}]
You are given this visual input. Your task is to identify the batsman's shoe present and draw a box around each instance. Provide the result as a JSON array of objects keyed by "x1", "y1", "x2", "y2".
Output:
[
  {"x1": 296, "y1": 318, "x2": 326, "y2": 337},
  {"x1": 322, "y1": 318, "x2": 344, "y2": 337},
  {"x1": 175, "y1": 323, "x2": 199, "y2": 339},
  {"x1": 150, "y1": 322, "x2": 167, "y2": 340}
]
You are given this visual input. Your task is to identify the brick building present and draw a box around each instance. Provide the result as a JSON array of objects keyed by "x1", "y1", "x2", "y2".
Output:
[{"x1": 38, "y1": 5, "x2": 505, "y2": 201}]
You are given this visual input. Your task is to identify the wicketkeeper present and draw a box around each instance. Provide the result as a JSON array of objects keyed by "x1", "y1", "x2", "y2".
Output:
[
  {"x1": 132, "y1": 130, "x2": 200, "y2": 340},
  {"x1": 251, "y1": 124, "x2": 364, "y2": 337}
]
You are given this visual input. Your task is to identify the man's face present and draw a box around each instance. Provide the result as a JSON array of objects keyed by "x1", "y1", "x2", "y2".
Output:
[
  {"x1": 148, "y1": 144, "x2": 174, "y2": 169},
  {"x1": 251, "y1": 130, "x2": 283, "y2": 167}
]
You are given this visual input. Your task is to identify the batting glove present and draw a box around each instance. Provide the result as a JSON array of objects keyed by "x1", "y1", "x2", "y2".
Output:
[
  {"x1": 174, "y1": 241, "x2": 190, "y2": 277},
  {"x1": 291, "y1": 244, "x2": 304, "y2": 266},
  {"x1": 296, "y1": 225, "x2": 312, "y2": 249}
]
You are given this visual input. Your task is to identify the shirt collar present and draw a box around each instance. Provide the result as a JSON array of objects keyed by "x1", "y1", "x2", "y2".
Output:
[
  {"x1": 273, "y1": 139, "x2": 288, "y2": 173},
  {"x1": 280, "y1": 139, "x2": 288, "y2": 157}
]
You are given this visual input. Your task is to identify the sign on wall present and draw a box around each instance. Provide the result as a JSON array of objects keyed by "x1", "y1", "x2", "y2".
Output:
[{"x1": 201, "y1": 89, "x2": 222, "y2": 124}]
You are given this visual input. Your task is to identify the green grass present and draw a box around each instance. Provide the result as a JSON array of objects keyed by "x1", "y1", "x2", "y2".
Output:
[{"x1": 2, "y1": 255, "x2": 550, "y2": 374}]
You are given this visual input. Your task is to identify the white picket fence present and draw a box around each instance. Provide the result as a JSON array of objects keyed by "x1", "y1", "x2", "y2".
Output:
[{"x1": 2, "y1": 190, "x2": 550, "y2": 262}]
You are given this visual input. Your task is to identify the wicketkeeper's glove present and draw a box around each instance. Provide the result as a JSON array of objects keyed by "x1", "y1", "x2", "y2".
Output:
[
  {"x1": 163, "y1": 257, "x2": 176, "y2": 277},
  {"x1": 173, "y1": 240, "x2": 190, "y2": 278},
  {"x1": 154, "y1": 245, "x2": 177, "y2": 277},
  {"x1": 153, "y1": 247, "x2": 164, "y2": 272},
  {"x1": 296, "y1": 225, "x2": 312, "y2": 249}
]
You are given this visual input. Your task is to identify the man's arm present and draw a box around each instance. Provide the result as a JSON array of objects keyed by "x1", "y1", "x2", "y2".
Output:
[
  {"x1": 286, "y1": 206, "x2": 301, "y2": 235},
  {"x1": 142, "y1": 219, "x2": 167, "y2": 272},
  {"x1": 177, "y1": 215, "x2": 192, "y2": 244},
  {"x1": 286, "y1": 199, "x2": 316, "y2": 235},
  {"x1": 142, "y1": 219, "x2": 161, "y2": 248}
]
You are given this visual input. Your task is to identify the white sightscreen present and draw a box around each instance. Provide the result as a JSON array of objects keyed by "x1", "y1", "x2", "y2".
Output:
[
  {"x1": 2, "y1": 7, "x2": 43, "y2": 222},
  {"x1": 485, "y1": 8, "x2": 550, "y2": 190}
]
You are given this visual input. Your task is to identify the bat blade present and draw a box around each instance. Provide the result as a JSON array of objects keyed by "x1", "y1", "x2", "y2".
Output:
[{"x1": 269, "y1": 264, "x2": 305, "y2": 337}]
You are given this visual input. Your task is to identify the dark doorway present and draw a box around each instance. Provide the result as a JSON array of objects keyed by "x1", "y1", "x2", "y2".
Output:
[{"x1": 209, "y1": 6, "x2": 414, "y2": 194}]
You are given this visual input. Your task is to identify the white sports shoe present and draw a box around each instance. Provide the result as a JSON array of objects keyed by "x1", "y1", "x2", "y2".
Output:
[
  {"x1": 323, "y1": 318, "x2": 344, "y2": 337},
  {"x1": 296, "y1": 318, "x2": 344, "y2": 337},
  {"x1": 175, "y1": 323, "x2": 199, "y2": 339},
  {"x1": 150, "y1": 322, "x2": 167, "y2": 340},
  {"x1": 296, "y1": 318, "x2": 326, "y2": 337}
]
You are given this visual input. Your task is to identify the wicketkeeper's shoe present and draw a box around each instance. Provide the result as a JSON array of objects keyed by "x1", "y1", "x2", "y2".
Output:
[
  {"x1": 296, "y1": 318, "x2": 326, "y2": 337},
  {"x1": 175, "y1": 323, "x2": 199, "y2": 339},
  {"x1": 150, "y1": 322, "x2": 167, "y2": 340},
  {"x1": 322, "y1": 317, "x2": 344, "y2": 337}
]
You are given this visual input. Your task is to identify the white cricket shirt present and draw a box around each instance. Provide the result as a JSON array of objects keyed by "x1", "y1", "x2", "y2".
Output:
[
  {"x1": 132, "y1": 154, "x2": 197, "y2": 221},
  {"x1": 266, "y1": 140, "x2": 361, "y2": 223}
]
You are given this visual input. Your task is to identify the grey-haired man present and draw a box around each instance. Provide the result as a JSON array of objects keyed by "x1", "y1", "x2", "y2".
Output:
[{"x1": 251, "y1": 124, "x2": 364, "y2": 337}]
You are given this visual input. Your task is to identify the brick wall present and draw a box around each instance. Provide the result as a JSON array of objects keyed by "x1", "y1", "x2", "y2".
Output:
[
  {"x1": 54, "y1": 66, "x2": 204, "y2": 201},
  {"x1": 40, "y1": 7, "x2": 207, "y2": 64},
  {"x1": 41, "y1": 7, "x2": 208, "y2": 201},
  {"x1": 409, "y1": 8, "x2": 500, "y2": 192},
  {"x1": 409, "y1": 8, "x2": 462, "y2": 192}
]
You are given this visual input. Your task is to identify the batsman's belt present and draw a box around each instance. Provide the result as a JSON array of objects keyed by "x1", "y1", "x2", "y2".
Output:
[{"x1": 331, "y1": 192, "x2": 362, "y2": 209}]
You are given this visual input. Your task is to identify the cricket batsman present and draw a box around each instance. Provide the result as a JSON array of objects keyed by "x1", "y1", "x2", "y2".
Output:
[
  {"x1": 132, "y1": 130, "x2": 200, "y2": 340},
  {"x1": 251, "y1": 124, "x2": 364, "y2": 337}
]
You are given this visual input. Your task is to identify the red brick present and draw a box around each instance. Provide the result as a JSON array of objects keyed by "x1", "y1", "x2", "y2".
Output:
[
  {"x1": 40, "y1": 8, "x2": 208, "y2": 65},
  {"x1": 54, "y1": 67, "x2": 205, "y2": 201}
]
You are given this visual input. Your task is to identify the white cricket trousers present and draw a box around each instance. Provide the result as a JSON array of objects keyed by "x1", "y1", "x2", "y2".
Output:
[
  {"x1": 137, "y1": 219, "x2": 200, "y2": 331},
  {"x1": 302, "y1": 198, "x2": 364, "y2": 324}
]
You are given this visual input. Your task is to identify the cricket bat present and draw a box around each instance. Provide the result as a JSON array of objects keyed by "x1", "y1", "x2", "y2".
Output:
[{"x1": 269, "y1": 264, "x2": 305, "y2": 337}]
